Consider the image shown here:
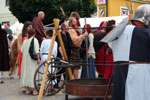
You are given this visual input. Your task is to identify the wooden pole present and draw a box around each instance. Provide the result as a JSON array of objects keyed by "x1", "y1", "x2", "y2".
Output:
[
  {"x1": 84, "y1": 17, "x2": 89, "y2": 78},
  {"x1": 38, "y1": 19, "x2": 58, "y2": 100},
  {"x1": 60, "y1": 7, "x2": 67, "y2": 22},
  {"x1": 38, "y1": 18, "x2": 74, "y2": 100},
  {"x1": 126, "y1": 2, "x2": 133, "y2": 24},
  {"x1": 59, "y1": 8, "x2": 74, "y2": 79},
  {"x1": 104, "y1": 73, "x2": 113, "y2": 100}
]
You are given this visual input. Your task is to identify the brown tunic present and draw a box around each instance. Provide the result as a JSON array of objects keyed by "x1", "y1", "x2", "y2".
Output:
[{"x1": 32, "y1": 17, "x2": 46, "y2": 45}]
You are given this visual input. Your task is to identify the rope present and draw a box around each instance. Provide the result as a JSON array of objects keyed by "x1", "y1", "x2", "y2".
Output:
[
  {"x1": 47, "y1": 57, "x2": 150, "y2": 68},
  {"x1": 44, "y1": 26, "x2": 114, "y2": 30}
]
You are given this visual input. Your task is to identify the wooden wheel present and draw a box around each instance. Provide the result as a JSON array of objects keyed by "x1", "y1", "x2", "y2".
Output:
[{"x1": 34, "y1": 58, "x2": 67, "y2": 96}]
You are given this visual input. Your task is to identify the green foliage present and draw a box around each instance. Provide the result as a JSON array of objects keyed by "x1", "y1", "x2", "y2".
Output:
[{"x1": 9, "y1": 0, "x2": 97, "y2": 24}]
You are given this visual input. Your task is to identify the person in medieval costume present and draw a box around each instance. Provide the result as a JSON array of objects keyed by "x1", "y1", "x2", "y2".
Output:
[
  {"x1": 94, "y1": 20, "x2": 115, "y2": 79},
  {"x1": 55, "y1": 22, "x2": 73, "y2": 87},
  {"x1": 69, "y1": 12, "x2": 82, "y2": 34},
  {"x1": 17, "y1": 21, "x2": 32, "y2": 77},
  {"x1": 40, "y1": 30, "x2": 58, "y2": 86},
  {"x1": 9, "y1": 21, "x2": 32, "y2": 77},
  {"x1": 32, "y1": 11, "x2": 46, "y2": 45},
  {"x1": 4, "y1": 23, "x2": 13, "y2": 35},
  {"x1": 68, "y1": 17, "x2": 88, "y2": 79},
  {"x1": 20, "y1": 29, "x2": 40, "y2": 95},
  {"x1": 0, "y1": 23, "x2": 10, "y2": 83},
  {"x1": 110, "y1": 4, "x2": 150, "y2": 100},
  {"x1": 81, "y1": 24, "x2": 96, "y2": 79}
]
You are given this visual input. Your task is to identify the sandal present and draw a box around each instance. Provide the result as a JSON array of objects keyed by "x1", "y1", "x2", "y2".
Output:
[
  {"x1": 32, "y1": 89, "x2": 38, "y2": 96},
  {"x1": 0, "y1": 80, "x2": 4, "y2": 84},
  {"x1": 25, "y1": 90, "x2": 32, "y2": 95}
]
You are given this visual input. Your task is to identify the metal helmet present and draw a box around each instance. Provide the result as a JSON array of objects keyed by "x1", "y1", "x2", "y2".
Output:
[{"x1": 132, "y1": 4, "x2": 150, "y2": 27}]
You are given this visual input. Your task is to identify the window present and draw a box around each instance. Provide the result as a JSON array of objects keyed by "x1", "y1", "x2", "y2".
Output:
[
  {"x1": 97, "y1": 0, "x2": 106, "y2": 5},
  {"x1": 2, "y1": 21, "x2": 10, "y2": 25},
  {"x1": 120, "y1": 7, "x2": 129, "y2": 16},
  {"x1": 6, "y1": 0, "x2": 9, "y2": 6}
]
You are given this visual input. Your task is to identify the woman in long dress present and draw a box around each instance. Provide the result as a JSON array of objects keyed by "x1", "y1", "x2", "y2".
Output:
[
  {"x1": 17, "y1": 21, "x2": 32, "y2": 76},
  {"x1": 95, "y1": 20, "x2": 115, "y2": 79},
  {"x1": 81, "y1": 24, "x2": 96, "y2": 79},
  {"x1": 20, "y1": 28, "x2": 40, "y2": 95}
]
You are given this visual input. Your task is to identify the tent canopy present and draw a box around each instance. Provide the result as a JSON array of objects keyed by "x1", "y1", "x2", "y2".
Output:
[{"x1": 10, "y1": 21, "x2": 23, "y2": 36}]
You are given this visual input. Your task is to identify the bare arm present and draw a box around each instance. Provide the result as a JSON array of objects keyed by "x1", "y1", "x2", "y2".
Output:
[
  {"x1": 37, "y1": 53, "x2": 40, "y2": 64},
  {"x1": 68, "y1": 29, "x2": 87, "y2": 47}
]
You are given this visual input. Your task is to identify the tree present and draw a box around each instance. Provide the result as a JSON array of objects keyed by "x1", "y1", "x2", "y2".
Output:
[{"x1": 9, "y1": 0, "x2": 97, "y2": 24}]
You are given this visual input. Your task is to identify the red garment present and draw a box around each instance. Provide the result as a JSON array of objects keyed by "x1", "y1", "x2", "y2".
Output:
[
  {"x1": 96, "y1": 45, "x2": 114, "y2": 79},
  {"x1": 77, "y1": 20, "x2": 81, "y2": 27},
  {"x1": 17, "y1": 37, "x2": 27, "y2": 76},
  {"x1": 103, "y1": 45, "x2": 114, "y2": 79},
  {"x1": 95, "y1": 21, "x2": 114, "y2": 79},
  {"x1": 95, "y1": 46, "x2": 105, "y2": 76},
  {"x1": 97, "y1": 21, "x2": 105, "y2": 32},
  {"x1": 95, "y1": 21, "x2": 106, "y2": 76}
]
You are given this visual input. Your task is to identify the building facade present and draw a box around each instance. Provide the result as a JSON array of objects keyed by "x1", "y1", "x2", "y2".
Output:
[
  {"x1": 0, "y1": 0, "x2": 18, "y2": 25},
  {"x1": 95, "y1": 0, "x2": 150, "y2": 17}
]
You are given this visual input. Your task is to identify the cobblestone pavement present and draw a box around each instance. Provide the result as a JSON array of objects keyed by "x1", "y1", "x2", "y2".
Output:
[
  {"x1": 0, "y1": 72, "x2": 67, "y2": 100},
  {"x1": 0, "y1": 72, "x2": 100, "y2": 100}
]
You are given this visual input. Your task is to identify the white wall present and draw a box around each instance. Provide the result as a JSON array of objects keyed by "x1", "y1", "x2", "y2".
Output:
[
  {"x1": 0, "y1": 0, "x2": 18, "y2": 25},
  {"x1": 0, "y1": 0, "x2": 11, "y2": 14}
]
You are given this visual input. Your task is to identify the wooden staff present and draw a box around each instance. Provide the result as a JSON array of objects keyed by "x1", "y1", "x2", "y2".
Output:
[
  {"x1": 60, "y1": 7, "x2": 67, "y2": 22},
  {"x1": 126, "y1": 2, "x2": 134, "y2": 24},
  {"x1": 38, "y1": 19, "x2": 59, "y2": 100},
  {"x1": 38, "y1": 18, "x2": 73, "y2": 100},
  {"x1": 84, "y1": 17, "x2": 89, "y2": 78},
  {"x1": 56, "y1": 21, "x2": 73, "y2": 80},
  {"x1": 104, "y1": 74, "x2": 112, "y2": 100},
  {"x1": 58, "y1": 7, "x2": 73, "y2": 79},
  {"x1": 130, "y1": 3, "x2": 134, "y2": 14}
]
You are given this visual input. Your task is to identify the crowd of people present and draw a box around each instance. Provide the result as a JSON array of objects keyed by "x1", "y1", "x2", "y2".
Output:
[
  {"x1": 0, "y1": 4, "x2": 150, "y2": 100},
  {"x1": 0, "y1": 10, "x2": 115, "y2": 95}
]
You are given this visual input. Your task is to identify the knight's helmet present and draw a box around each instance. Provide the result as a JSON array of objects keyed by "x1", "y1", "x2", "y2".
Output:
[{"x1": 132, "y1": 4, "x2": 150, "y2": 27}]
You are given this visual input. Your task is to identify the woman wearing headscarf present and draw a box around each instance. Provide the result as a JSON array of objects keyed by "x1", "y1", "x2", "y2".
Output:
[
  {"x1": 95, "y1": 21, "x2": 107, "y2": 77},
  {"x1": 103, "y1": 20, "x2": 115, "y2": 79},
  {"x1": 95, "y1": 20, "x2": 116, "y2": 79}
]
